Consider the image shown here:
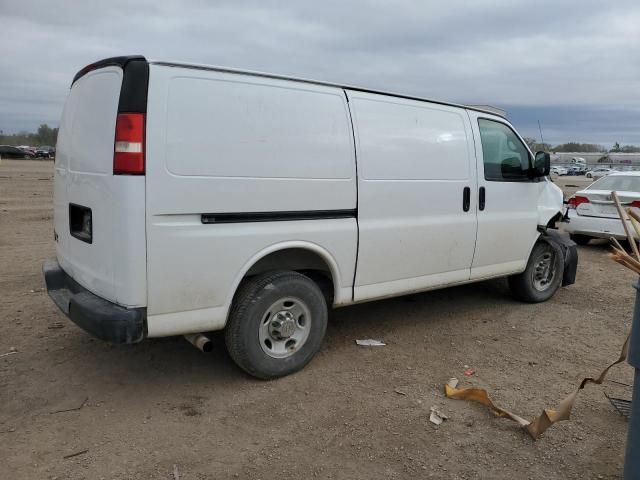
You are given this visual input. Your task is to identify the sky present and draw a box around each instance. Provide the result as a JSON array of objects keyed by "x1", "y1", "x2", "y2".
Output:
[{"x1": 1, "y1": 0, "x2": 639, "y2": 146}]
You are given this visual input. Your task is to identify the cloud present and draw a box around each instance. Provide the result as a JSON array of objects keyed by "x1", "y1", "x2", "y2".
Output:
[{"x1": 1, "y1": 0, "x2": 639, "y2": 144}]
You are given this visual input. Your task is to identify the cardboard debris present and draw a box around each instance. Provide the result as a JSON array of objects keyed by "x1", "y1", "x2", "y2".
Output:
[
  {"x1": 429, "y1": 405, "x2": 448, "y2": 425},
  {"x1": 609, "y1": 194, "x2": 640, "y2": 273},
  {"x1": 355, "y1": 339, "x2": 386, "y2": 346},
  {"x1": 612, "y1": 191, "x2": 640, "y2": 260},
  {"x1": 445, "y1": 334, "x2": 629, "y2": 439}
]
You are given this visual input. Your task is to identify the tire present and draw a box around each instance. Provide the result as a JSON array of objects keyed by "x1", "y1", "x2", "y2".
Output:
[
  {"x1": 570, "y1": 234, "x2": 591, "y2": 246},
  {"x1": 508, "y1": 242, "x2": 563, "y2": 303},
  {"x1": 225, "y1": 271, "x2": 328, "y2": 379},
  {"x1": 586, "y1": 173, "x2": 592, "y2": 179}
]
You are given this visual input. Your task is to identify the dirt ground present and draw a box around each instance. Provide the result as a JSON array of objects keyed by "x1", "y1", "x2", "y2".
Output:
[{"x1": 0, "y1": 160, "x2": 635, "y2": 479}]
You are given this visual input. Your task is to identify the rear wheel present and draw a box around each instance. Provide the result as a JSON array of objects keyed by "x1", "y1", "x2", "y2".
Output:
[
  {"x1": 225, "y1": 271, "x2": 328, "y2": 379},
  {"x1": 508, "y1": 242, "x2": 563, "y2": 303},
  {"x1": 570, "y1": 234, "x2": 591, "y2": 246}
]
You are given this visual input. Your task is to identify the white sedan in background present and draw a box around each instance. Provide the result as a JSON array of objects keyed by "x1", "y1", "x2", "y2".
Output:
[
  {"x1": 551, "y1": 166, "x2": 568, "y2": 175},
  {"x1": 585, "y1": 167, "x2": 616, "y2": 179},
  {"x1": 563, "y1": 172, "x2": 640, "y2": 245}
]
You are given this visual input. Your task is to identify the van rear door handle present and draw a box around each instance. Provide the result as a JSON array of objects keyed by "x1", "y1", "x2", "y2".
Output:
[
  {"x1": 463, "y1": 186, "x2": 470, "y2": 212},
  {"x1": 479, "y1": 186, "x2": 486, "y2": 211}
]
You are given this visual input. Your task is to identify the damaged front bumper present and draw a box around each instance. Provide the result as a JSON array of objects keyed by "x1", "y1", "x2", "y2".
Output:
[{"x1": 541, "y1": 229, "x2": 578, "y2": 286}]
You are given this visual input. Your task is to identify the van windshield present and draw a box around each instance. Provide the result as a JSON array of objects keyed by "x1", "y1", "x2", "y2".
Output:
[{"x1": 587, "y1": 175, "x2": 640, "y2": 192}]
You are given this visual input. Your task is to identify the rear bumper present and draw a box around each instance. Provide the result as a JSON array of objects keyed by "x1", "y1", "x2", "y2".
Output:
[
  {"x1": 43, "y1": 259, "x2": 146, "y2": 344},
  {"x1": 562, "y1": 210, "x2": 634, "y2": 240}
]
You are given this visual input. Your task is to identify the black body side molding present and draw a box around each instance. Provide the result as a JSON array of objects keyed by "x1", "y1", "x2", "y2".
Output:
[{"x1": 201, "y1": 209, "x2": 357, "y2": 224}]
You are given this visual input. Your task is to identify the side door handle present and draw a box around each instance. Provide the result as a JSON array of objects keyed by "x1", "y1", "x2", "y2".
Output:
[
  {"x1": 479, "y1": 186, "x2": 486, "y2": 211},
  {"x1": 463, "y1": 186, "x2": 470, "y2": 212}
]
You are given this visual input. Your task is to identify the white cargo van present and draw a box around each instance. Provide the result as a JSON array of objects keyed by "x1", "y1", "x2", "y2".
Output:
[{"x1": 44, "y1": 56, "x2": 577, "y2": 378}]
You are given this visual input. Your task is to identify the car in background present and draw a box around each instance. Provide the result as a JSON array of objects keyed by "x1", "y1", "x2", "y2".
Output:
[
  {"x1": 0, "y1": 145, "x2": 33, "y2": 159},
  {"x1": 551, "y1": 166, "x2": 568, "y2": 175},
  {"x1": 17, "y1": 146, "x2": 36, "y2": 157},
  {"x1": 35, "y1": 146, "x2": 55, "y2": 158},
  {"x1": 563, "y1": 172, "x2": 640, "y2": 244},
  {"x1": 585, "y1": 167, "x2": 615, "y2": 179},
  {"x1": 567, "y1": 165, "x2": 587, "y2": 176}
]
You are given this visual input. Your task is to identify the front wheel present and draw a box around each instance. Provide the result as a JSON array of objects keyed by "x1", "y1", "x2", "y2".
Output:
[
  {"x1": 225, "y1": 271, "x2": 328, "y2": 379},
  {"x1": 508, "y1": 242, "x2": 563, "y2": 303}
]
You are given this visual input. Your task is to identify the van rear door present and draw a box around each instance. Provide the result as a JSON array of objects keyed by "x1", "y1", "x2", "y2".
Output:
[{"x1": 54, "y1": 57, "x2": 148, "y2": 307}]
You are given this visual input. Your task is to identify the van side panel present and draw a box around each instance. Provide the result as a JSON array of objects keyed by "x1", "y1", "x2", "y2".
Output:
[
  {"x1": 54, "y1": 67, "x2": 147, "y2": 307},
  {"x1": 146, "y1": 66, "x2": 356, "y2": 214},
  {"x1": 145, "y1": 65, "x2": 357, "y2": 335},
  {"x1": 347, "y1": 91, "x2": 478, "y2": 301}
]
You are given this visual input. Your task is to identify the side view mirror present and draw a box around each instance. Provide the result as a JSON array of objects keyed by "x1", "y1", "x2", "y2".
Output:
[{"x1": 533, "y1": 151, "x2": 551, "y2": 177}]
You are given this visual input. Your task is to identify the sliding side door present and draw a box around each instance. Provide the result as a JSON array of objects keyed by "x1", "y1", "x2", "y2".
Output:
[{"x1": 348, "y1": 91, "x2": 478, "y2": 301}]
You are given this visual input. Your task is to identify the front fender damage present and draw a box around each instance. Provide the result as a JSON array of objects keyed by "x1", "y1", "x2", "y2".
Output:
[{"x1": 537, "y1": 177, "x2": 564, "y2": 227}]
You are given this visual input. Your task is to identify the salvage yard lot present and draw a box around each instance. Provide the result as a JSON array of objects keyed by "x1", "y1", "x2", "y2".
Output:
[{"x1": 0, "y1": 160, "x2": 634, "y2": 479}]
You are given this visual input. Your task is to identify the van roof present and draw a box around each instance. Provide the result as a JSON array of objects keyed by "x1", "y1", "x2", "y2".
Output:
[
  {"x1": 70, "y1": 55, "x2": 507, "y2": 119},
  {"x1": 149, "y1": 59, "x2": 507, "y2": 118}
]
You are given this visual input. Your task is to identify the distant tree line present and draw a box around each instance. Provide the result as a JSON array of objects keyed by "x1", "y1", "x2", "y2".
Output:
[
  {"x1": 0, "y1": 124, "x2": 58, "y2": 147},
  {"x1": 523, "y1": 137, "x2": 640, "y2": 154}
]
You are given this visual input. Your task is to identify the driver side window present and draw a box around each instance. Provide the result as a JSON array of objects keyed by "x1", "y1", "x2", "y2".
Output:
[{"x1": 478, "y1": 119, "x2": 531, "y2": 181}]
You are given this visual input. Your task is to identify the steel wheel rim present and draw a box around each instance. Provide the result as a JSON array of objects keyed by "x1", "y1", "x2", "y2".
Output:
[
  {"x1": 531, "y1": 251, "x2": 556, "y2": 292},
  {"x1": 259, "y1": 297, "x2": 312, "y2": 358}
]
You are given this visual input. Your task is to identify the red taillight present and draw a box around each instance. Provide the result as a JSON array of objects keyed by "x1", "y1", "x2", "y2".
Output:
[
  {"x1": 114, "y1": 113, "x2": 145, "y2": 175},
  {"x1": 567, "y1": 195, "x2": 589, "y2": 209},
  {"x1": 631, "y1": 201, "x2": 640, "y2": 208}
]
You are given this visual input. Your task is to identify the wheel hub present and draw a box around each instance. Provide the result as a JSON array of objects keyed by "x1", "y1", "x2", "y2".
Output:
[
  {"x1": 270, "y1": 311, "x2": 296, "y2": 339},
  {"x1": 259, "y1": 297, "x2": 312, "y2": 359},
  {"x1": 532, "y1": 252, "x2": 555, "y2": 291}
]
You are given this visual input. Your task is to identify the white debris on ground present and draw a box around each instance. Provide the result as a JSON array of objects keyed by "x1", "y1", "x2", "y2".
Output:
[
  {"x1": 355, "y1": 339, "x2": 386, "y2": 346},
  {"x1": 429, "y1": 405, "x2": 448, "y2": 426}
]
